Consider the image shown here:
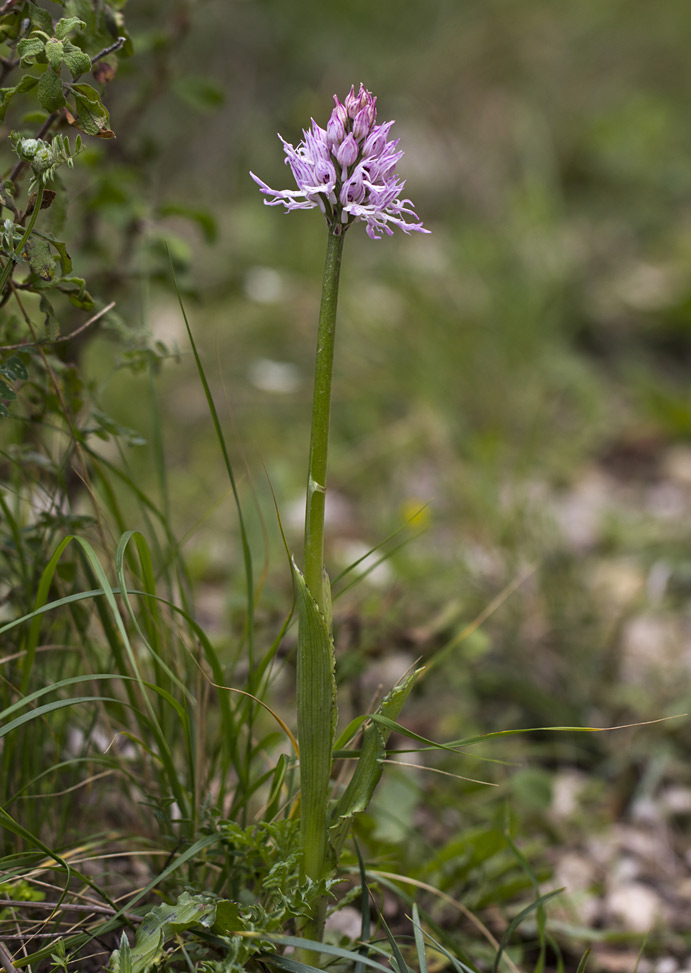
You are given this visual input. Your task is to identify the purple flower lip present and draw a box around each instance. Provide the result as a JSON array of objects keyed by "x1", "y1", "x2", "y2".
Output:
[{"x1": 250, "y1": 83, "x2": 430, "y2": 240}]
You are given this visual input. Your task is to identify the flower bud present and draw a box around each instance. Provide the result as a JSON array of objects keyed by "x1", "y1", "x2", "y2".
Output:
[
  {"x1": 326, "y1": 110, "x2": 346, "y2": 147},
  {"x1": 352, "y1": 103, "x2": 376, "y2": 141},
  {"x1": 16, "y1": 138, "x2": 42, "y2": 161},
  {"x1": 335, "y1": 132, "x2": 358, "y2": 168},
  {"x1": 31, "y1": 147, "x2": 53, "y2": 173},
  {"x1": 331, "y1": 95, "x2": 348, "y2": 128},
  {"x1": 344, "y1": 83, "x2": 375, "y2": 121}
]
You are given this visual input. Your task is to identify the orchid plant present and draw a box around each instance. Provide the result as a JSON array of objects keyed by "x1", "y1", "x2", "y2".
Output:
[{"x1": 251, "y1": 84, "x2": 429, "y2": 938}]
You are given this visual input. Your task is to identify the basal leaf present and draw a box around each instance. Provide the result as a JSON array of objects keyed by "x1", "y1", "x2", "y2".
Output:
[{"x1": 107, "y1": 892, "x2": 216, "y2": 973}]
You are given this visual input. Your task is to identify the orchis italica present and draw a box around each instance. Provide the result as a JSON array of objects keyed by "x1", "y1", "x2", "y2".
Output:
[
  {"x1": 250, "y1": 88, "x2": 428, "y2": 940},
  {"x1": 250, "y1": 84, "x2": 430, "y2": 240}
]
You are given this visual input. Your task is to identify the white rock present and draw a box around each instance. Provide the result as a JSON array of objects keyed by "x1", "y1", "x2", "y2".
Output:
[{"x1": 606, "y1": 881, "x2": 664, "y2": 932}]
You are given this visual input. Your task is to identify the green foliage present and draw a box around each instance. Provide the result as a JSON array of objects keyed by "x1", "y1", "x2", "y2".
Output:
[{"x1": 2, "y1": 2, "x2": 689, "y2": 971}]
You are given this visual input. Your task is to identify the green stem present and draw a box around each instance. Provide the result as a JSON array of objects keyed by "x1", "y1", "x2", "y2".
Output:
[
  {"x1": 0, "y1": 180, "x2": 44, "y2": 297},
  {"x1": 303, "y1": 223, "x2": 345, "y2": 611},
  {"x1": 298, "y1": 222, "x2": 345, "y2": 943}
]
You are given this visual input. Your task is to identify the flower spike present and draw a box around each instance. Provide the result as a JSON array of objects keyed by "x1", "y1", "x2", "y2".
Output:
[{"x1": 250, "y1": 84, "x2": 430, "y2": 240}]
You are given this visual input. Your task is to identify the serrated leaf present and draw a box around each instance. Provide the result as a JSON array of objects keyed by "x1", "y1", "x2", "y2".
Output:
[
  {"x1": 0, "y1": 404, "x2": 9, "y2": 418},
  {"x1": 62, "y1": 42, "x2": 91, "y2": 79},
  {"x1": 45, "y1": 38, "x2": 64, "y2": 72},
  {"x1": 55, "y1": 17, "x2": 86, "y2": 40},
  {"x1": 38, "y1": 70, "x2": 65, "y2": 113}
]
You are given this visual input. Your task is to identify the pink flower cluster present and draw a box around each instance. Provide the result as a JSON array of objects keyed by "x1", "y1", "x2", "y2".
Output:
[{"x1": 250, "y1": 84, "x2": 429, "y2": 240}]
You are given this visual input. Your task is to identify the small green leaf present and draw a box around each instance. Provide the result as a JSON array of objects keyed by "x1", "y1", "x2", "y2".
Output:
[
  {"x1": 22, "y1": 110, "x2": 51, "y2": 125},
  {"x1": 40, "y1": 232, "x2": 72, "y2": 274},
  {"x1": 29, "y1": 7, "x2": 54, "y2": 31},
  {"x1": 0, "y1": 357, "x2": 28, "y2": 382},
  {"x1": 67, "y1": 82, "x2": 112, "y2": 136},
  {"x1": 65, "y1": 0, "x2": 93, "y2": 29},
  {"x1": 108, "y1": 892, "x2": 216, "y2": 973},
  {"x1": 62, "y1": 42, "x2": 91, "y2": 79},
  {"x1": 16, "y1": 74, "x2": 42, "y2": 94},
  {"x1": 211, "y1": 900, "x2": 243, "y2": 935},
  {"x1": 55, "y1": 17, "x2": 86, "y2": 40},
  {"x1": 45, "y1": 38, "x2": 64, "y2": 72},
  {"x1": 329, "y1": 666, "x2": 422, "y2": 858},
  {"x1": 23, "y1": 235, "x2": 56, "y2": 281},
  {"x1": 39, "y1": 295, "x2": 60, "y2": 340},
  {"x1": 0, "y1": 380, "x2": 17, "y2": 400},
  {"x1": 108, "y1": 931, "x2": 133, "y2": 973},
  {"x1": 38, "y1": 70, "x2": 66, "y2": 113},
  {"x1": 58, "y1": 276, "x2": 94, "y2": 310},
  {"x1": 17, "y1": 37, "x2": 46, "y2": 65},
  {"x1": 0, "y1": 404, "x2": 9, "y2": 418}
]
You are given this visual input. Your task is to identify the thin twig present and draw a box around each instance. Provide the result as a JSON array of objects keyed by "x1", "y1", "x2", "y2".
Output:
[
  {"x1": 0, "y1": 900, "x2": 142, "y2": 922},
  {"x1": 0, "y1": 942, "x2": 19, "y2": 973},
  {"x1": 91, "y1": 36, "x2": 127, "y2": 65},
  {"x1": 0, "y1": 300, "x2": 116, "y2": 351}
]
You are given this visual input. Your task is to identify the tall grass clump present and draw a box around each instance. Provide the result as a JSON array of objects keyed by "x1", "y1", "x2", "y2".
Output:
[{"x1": 1, "y1": 9, "x2": 641, "y2": 969}]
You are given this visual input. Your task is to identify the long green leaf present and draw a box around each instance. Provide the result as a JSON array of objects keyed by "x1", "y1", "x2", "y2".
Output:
[{"x1": 329, "y1": 667, "x2": 422, "y2": 858}]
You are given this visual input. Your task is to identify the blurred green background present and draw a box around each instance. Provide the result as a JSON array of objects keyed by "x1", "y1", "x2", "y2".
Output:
[
  {"x1": 95, "y1": 0, "x2": 691, "y2": 716},
  {"x1": 46, "y1": 0, "x2": 691, "y2": 956}
]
